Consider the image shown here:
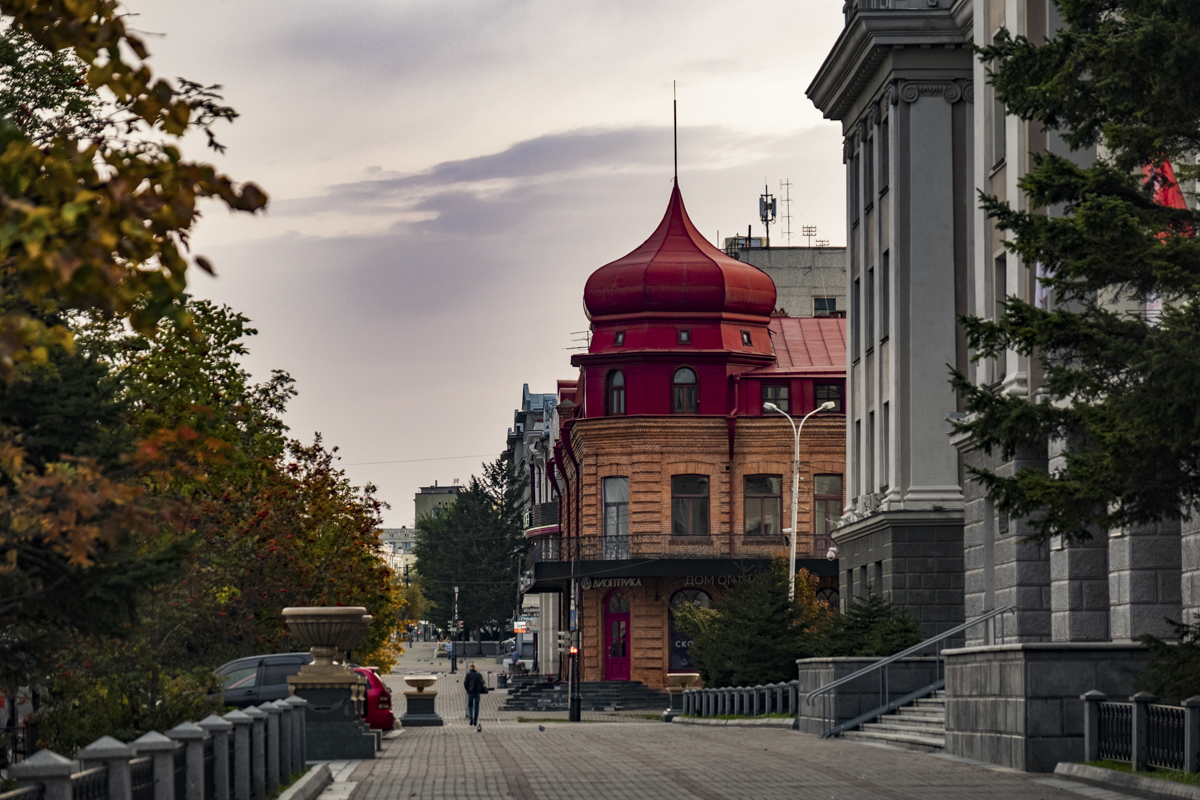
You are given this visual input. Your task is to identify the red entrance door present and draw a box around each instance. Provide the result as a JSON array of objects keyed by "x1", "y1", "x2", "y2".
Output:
[{"x1": 604, "y1": 590, "x2": 631, "y2": 681}]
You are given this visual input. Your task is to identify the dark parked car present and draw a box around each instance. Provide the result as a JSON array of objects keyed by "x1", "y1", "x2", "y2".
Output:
[{"x1": 215, "y1": 653, "x2": 313, "y2": 708}]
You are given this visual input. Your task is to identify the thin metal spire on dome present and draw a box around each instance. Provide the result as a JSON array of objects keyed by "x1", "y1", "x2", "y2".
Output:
[{"x1": 673, "y1": 81, "x2": 678, "y2": 184}]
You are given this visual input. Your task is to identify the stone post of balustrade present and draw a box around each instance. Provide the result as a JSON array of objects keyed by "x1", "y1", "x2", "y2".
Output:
[
  {"x1": 256, "y1": 702, "x2": 281, "y2": 797},
  {"x1": 243, "y1": 705, "x2": 267, "y2": 800},
  {"x1": 271, "y1": 700, "x2": 292, "y2": 782},
  {"x1": 166, "y1": 721, "x2": 207, "y2": 800},
  {"x1": 198, "y1": 715, "x2": 233, "y2": 800},
  {"x1": 1131, "y1": 691, "x2": 1159, "y2": 772},
  {"x1": 78, "y1": 735, "x2": 135, "y2": 800},
  {"x1": 10, "y1": 749, "x2": 76, "y2": 800},
  {"x1": 224, "y1": 710, "x2": 252, "y2": 800},
  {"x1": 131, "y1": 731, "x2": 179, "y2": 800}
]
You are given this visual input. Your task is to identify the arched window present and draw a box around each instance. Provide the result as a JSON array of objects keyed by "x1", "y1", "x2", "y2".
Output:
[
  {"x1": 607, "y1": 370, "x2": 626, "y2": 416},
  {"x1": 669, "y1": 589, "x2": 712, "y2": 671},
  {"x1": 672, "y1": 367, "x2": 697, "y2": 413}
]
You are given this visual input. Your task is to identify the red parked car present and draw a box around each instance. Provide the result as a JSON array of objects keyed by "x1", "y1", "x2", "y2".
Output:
[{"x1": 354, "y1": 667, "x2": 394, "y2": 730}]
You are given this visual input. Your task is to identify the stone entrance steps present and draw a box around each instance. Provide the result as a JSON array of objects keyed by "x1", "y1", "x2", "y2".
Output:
[
  {"x1": 842, "y1": 690, "x2": 946, "y2": 752},
  {"x1": 501, "y1": 680, "x2": 668, "y2": 712}
]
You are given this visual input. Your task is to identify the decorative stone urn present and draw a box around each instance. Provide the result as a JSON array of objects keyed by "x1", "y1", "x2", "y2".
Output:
[
  {"x1": 399, "y1": 674, "x2": 443, "y2": 728},
  {"x1": 663, "y1": 673, "x2": 701, "y2": 721},
  {"x1": 282, "y1": 606, "x2": 377, "y2": 759}
]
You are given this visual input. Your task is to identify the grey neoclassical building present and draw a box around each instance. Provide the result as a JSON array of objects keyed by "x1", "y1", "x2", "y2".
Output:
[{"x1": 809, "y1": 0, "x2": 1200, "y2": 771}]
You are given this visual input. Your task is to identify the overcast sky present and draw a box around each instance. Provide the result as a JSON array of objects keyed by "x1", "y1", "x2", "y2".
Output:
[{"x1": 128, "y1": 0, "x2": 848, "y2": 527}]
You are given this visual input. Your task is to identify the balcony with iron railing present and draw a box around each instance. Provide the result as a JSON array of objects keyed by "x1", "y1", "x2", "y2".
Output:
[
  {"x1": 523, "y1": 532, "x2": 832, "y2": 568},
  {"x1": 524, "y1": 502, "x2": 560, "y2": 533}
]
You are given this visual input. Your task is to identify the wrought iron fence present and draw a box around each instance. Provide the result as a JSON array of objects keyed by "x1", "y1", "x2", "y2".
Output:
[
  {"x1": 1147, "y1": 704, "x2": 1186, "y2": 771},
  {"x1": 130, "y1": 757, "x2": 154, "y2": 800},
  {"x1": 173, "y1": 745, "x2": 187, "y2": 800},
  {"x1": 70, "y1": 766, "x2": 108, "y2": 800},
  {"x1": 203, "y1": 736, "x2": 216, "y2": 800},
  {"x1": 1097, "y1": 702, "x2": 1132, "y2": 762},
  {"x1": 0, "y1": 724, "x2": 39, "y2": 767}
]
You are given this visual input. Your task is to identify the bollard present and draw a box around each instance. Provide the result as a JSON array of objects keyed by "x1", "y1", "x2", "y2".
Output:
[
  {"x1": 224, "y1": 710, "x2": 252, "y2": 800},
  {"x1": 10, "y1": 749, "x2": 75, "y2": 800},
  {"x1": 78, "y1": 736, "x2": 135, "y2": 800},
  {"x1": 1080, "y1": 691, "x2": 1106, "y2": 763},
  {"x1": 1184, "y1": 696, "x2": 1200, "y2": 774},
  {"x1": 166, "y1": 721, "x2": 207, "y2": 800},
  {"x1": 131, "y1": 731, "x2": 180, "y2": 800},
  {"x1": 198, "y1": 715, "x2": 233, "y2": 800},
  {"x1": 1131, "y1": 692, "x2": 1159, "y2": 772},
  {"x1": 257, "y1": 702, "x2": 281, "y2": 798},
  {"x1": 243, "y1": 705, "x2": 267, "y2": 800},
  {"x1": 272, "y1": 701, "x2": 292, "y2": 783},
  {"x1": 285, "y1": 696, "x2": 307, "y2": 768}
]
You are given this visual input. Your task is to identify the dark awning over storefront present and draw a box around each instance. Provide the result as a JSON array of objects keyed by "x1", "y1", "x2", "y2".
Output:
[{"x1": 522, "y1": 557, "x2": 838, "y2": 594}]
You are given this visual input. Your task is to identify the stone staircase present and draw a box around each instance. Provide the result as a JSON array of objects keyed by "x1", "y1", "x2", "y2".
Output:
[
  {"x1": 501, "y1": 680, "x2": 668, "y2": 712},
  {"x1": 841, "y1": 690, "x2": 946, "y2": 752}
]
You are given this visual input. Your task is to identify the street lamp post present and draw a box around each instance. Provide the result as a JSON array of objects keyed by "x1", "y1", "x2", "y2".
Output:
[{"x1": 764, "y1": 400, "x2": 836, "y2": 601}]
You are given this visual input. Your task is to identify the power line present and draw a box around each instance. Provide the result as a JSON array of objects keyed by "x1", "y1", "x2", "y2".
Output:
[{"x1": 342, "y1": 452, "x2": 498, "y2": 467}]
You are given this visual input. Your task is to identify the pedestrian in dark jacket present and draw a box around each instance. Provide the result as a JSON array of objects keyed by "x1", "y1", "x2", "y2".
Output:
[{"x1": 464, "y1": 663, "x2": 485, "y2": 727}]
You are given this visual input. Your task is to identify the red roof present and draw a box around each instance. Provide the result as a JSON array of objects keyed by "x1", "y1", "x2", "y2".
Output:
[
  {"x1": 754, "y1": 316, "x2": 846, "y2": 374},
  {"x1": 583, "y1": 184, "x2": 777, "y2": 319}
]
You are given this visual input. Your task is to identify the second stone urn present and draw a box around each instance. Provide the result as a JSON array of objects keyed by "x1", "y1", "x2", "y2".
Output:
[
  {"x1": 282, "y1": 606, "x2": 378, "y2": 759},
  {"x1": 399, "y1": 674, "x2": 443, "y2": 728}
]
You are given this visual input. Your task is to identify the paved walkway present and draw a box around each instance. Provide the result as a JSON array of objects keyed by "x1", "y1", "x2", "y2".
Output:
[
  {"x1": 381, "y1": 642, "x2": 660, "y2": 725},
  {"x1": 354, "y1": 643, "x2": 1139, "y2": 800}
]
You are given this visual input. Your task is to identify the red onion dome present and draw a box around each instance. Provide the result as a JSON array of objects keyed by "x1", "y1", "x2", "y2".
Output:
[{"x1": 583, "y1": 184, "x2": 776, "y2": 319}]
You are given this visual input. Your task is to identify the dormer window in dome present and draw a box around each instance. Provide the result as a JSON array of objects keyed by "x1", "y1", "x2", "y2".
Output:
[
  {"x1": 614, "y1": 331, "x2": 625, "y2": 347},
  {"x1": 677, "y1": 329, "x2": 691, "y2": 345},
  {"x1": 672, "y1": 367, "x2": 697, "y2": 414},
  {"x1": 741, "y1": 330, "x2": 752, "y2": 347},
  {"x1": 607, "y1": 370, "x2": 626, "y2": 416}
]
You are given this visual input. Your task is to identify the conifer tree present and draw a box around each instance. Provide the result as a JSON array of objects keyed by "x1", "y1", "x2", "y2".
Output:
[{"x1": 955, "y1": 0, "x2": 1200, "y2": 541}]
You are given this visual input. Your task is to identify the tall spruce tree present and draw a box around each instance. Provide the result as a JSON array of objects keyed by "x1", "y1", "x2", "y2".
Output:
[
  {"x1": 412, "y1": 454, "x2": 527, "y2": 638},
  {"x1": 954, "y1": 1, "x2": 1200, "y2": 541}
]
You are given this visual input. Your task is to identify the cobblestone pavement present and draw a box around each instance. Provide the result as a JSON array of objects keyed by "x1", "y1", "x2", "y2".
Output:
[{"x1": 357, "y1": 643, "x2": 1138, "y2": 800}]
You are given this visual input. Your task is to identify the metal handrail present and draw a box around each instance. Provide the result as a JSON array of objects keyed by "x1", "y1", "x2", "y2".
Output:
[{"x1": 805, "y1": 605, "x2": 1015, "y2": 705}]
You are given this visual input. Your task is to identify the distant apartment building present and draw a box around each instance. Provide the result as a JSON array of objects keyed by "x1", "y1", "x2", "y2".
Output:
[
  {"x1": 726, "y1": 243, "x2": 847, "y2": 320},
  {"x1": 414, "y1": 482, "x2": 462, "y2": 522}
]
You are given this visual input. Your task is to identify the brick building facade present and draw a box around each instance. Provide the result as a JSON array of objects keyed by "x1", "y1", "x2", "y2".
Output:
[{"x1": 522, "y1": 184, "x2": 846, "y2": 690}]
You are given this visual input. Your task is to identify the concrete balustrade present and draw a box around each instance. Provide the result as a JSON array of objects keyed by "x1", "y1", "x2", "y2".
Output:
[
  {"x1": 11, "y1": 701, "x2": 316, "y2": 800},
  {"x1": 243, "y1": 706, "x2": 267, "y2": 800},
  {"x1": 77, "y1": 735, "x2": 136, "y2": 800},
  {"x1": 224, "y1": 709, "x2": 253, "y2": 800},
  {"x1": 131, "y1": 731, "x2": 180, "y2": 800},
  {"x1": 198, "y1": 715, "x2": 233, "y2": 800},
  {"x1": 166, "y1": 721, "x2": 207, "y2": 800}
]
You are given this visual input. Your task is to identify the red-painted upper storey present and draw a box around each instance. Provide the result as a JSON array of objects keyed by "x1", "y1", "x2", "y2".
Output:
[{"x1": 583, "y1": 183, "x2": 777, "y2": 319}]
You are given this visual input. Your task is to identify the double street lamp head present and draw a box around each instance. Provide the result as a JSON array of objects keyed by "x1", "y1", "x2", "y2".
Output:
[{"x1": 762, "y1": 400, "x2": 836, "y2": 415}]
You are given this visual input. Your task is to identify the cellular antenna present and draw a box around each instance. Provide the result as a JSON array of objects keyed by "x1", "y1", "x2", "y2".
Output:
[{"x1": 673, "y1": 81, "x2": 678, "y2": 183}]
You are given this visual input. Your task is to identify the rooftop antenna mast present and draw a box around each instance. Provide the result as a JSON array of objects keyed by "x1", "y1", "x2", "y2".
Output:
[
  {"x1": 759, "y1": 182, "x2": 777, "y2": 249},
  {"x1": 673, "y1": 81, "x2": 678, "y2": 184},
  {"x1": 779, "y1": 179, "x2": 793, "y2": 246}
]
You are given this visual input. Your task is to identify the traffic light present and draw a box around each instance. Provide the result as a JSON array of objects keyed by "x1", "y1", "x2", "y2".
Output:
[
  {"x1": 568, "y1": 631, "x2": 579, "y2": 656},
  {"x1": 557, "y1": 631, "x2": 571, "y2": 652},
  {"x1": 568, "y1": 645, "x2": 578, "y2": 656}
]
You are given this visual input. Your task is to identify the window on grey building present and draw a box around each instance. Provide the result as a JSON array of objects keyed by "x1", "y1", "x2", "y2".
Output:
[
  {"x1": 851, "y1": 154, "x2": 860, "y2": 222},
  {"x1": 882, "y1": 402, "x2": 890, "y2": 493},
  {"x1": 993, "y1": 255, "x2": 1007, "y2": 383},
  {"x1": 672, "y1": 475, "x2": 709, "y2": 537},
  {"x1": 814, "y1": 297, "x2": 837, "y2": 316},
  {"x1": 865, "y1": 137, "x2": 874, "y2": 201},
  {"x1": 881, "y1": 252, "x2": 890, "y2": 340},
  {"x1": 762, "y1": 383, "x2": 789, "y2": 414},
  {"x1": 867, "y1": 410, "x2": 875, "y2": 493},
  {"x1": 866, "y1": 267, "x2": 875, "y2": 351},
  {"x1": 672, "y1": 367, "x2": 697, "y2": 413},
  {"x1": 852, "y1": 277, "x2": 861, "y2": 360},
  {"x1": 816, "y1": 382, "x2": 844, "y2": 413},
  {"x1": 744, "y1": 475, "x2": 782, "y2": 537},
  {"x1": 992, "y1": 39, "x2": 1007, "y2": 168},
  {"x1": 881, "y1": 119, "x2": 889, "y2": 191}
]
